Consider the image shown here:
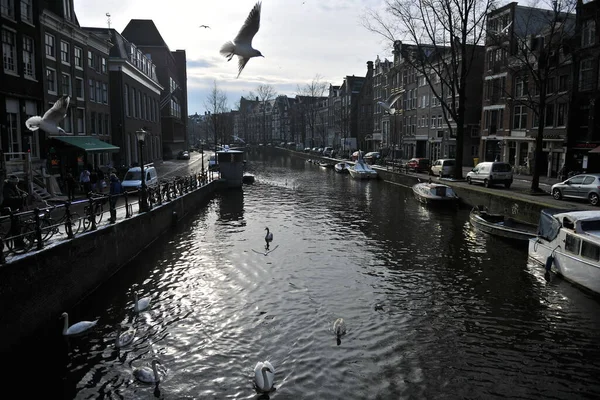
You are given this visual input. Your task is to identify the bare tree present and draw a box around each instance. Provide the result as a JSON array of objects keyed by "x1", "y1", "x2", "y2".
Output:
[
  {"x1": 204, "y1": 80, "x2": 229, "y2": 151},
  {"x1": 249, "y1": 84, "x2": 277, "y2": 145},
  {"x1": 495, "y1": 0, "x2": 576, "y2": 190},
  {"x1": 297, "y1": 74, "x2": 329, "y2": 148},
  {"x1": 363, "y1": 0, "x2": 494, "y2": 179}
]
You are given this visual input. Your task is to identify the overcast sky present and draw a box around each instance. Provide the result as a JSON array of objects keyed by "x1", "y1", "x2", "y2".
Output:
[{"x1": 75, "y1": 0, "x2": 392, "y2": 115}]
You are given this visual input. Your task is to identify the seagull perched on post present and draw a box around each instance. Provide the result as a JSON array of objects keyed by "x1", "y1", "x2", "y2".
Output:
[
  {"x1": 25, "y1": 95, "x2": 70, "y2": 134},
  {"x1": 220, "y1": 1, "x2": 264, "y2": 78}
]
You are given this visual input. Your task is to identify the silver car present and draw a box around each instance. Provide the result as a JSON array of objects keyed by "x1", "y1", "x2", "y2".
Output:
[{"x1": 551, "y1": 173, "x2": 600, "y2": 206}]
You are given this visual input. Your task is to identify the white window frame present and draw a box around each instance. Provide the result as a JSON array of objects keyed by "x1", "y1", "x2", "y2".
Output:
[
  {"x1": 45, "y1": 32, "x2": 55, "y2": 59},
  {"x1": 57, "y1": 101, "x2": 72, "y2": 133},
  {"x1": 102, "y1": 82, "x2": 108, "y2": 104},
  {"x1": 20, "y1": 0, "x2": 32, "y2": 23},
  {"x1": 74, "y1": 46, "x2": 83, "y2": 69},
  {"x1": 76, "y1": 107, "x2": 85, "y2": 134},
  {"x1": 60, "y1": 40, "x2": 70, "y2": 65},
  {"x1": 1, "y1": 28, "x2": 17, "y2": 74},
  {"x1": 1, "y1": 0, "x2": 15, "y2": 19},
  {"x1": 513, "y1": 105, "x2": 527, "y2": 130},
  {"x1": 46, "y1": 67, "x2": 57, "y2": 94},
  {"x1": 61, "y1": 72, "x2": 71, "y2": 96},
  {"x1": 75, "y1": 77, "x2": 84, "y2": 100},
  {"x1": 22, "y1": 35, "x2": 34, "y2": 79},
  {"x1": 582, "y1": 20, "x2": 596, "y2": 47}
]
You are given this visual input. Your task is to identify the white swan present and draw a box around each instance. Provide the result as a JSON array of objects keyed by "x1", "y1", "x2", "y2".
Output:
[
  {"x1": 133, "y1": 359, "x2": 162, "y2": 384},
  {"x1": 333, "y1": 318, "x2": 347, "y2": 336},
  {"x1": 134, "y1": 291, "x2": 151, "y2": 313},
  {"x1": 265, "y1": 227, "x2": 273, "y2": 243},
  {"x1": 254, "y1": 360, "x2": 275, "y2": 393},
  {"x1": 61, "y1": 312, "x2": 98, "y2": 336},
  {"x1": 115, "y1": 324, "x2": 136, "y2": 348}
]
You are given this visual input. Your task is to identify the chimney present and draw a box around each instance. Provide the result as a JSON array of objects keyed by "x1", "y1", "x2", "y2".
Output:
[{"x1": 367, "y1": 61, "x2": 373, "y2": 72}]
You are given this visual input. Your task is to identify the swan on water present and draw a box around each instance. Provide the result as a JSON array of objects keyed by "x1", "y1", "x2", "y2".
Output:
[
  {"x1": 134, "y1": 291, "x2": 151, "y2": 313},
  {"x1": 134, "y1": 359, "x2": 162, "y2": 384},
  {"x1": 61, "y1": 312, "x2": 98, "y2": 336},
  {"x1": 115, "y1": 324, "x2": 136, "y2": 348},
  {"x1": 254, "y1": 360, "x2": 275, "y2": 392},
  {"x1": 333, "y1": 318, "x2": 347, "y2": 345},
  {"x1": 265, "y1": 227, "x2": 273, "y2": 243}
]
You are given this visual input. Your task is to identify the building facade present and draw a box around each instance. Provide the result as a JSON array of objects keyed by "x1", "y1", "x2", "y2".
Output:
[{"x1": 121, "y1": 20, "x2": 188, "y2": 159}]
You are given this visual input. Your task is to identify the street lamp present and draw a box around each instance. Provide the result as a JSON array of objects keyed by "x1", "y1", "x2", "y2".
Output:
[
  {"x1": 136, "y1": 128, "x2": 150, "y2": 213},
  {"x1": 201, "y1": 143, "x2": 205, "y2": 179}
]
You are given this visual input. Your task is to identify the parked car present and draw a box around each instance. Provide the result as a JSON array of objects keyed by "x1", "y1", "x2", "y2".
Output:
[
  {"x1": 351, "y1": 150, "x2": 365, "y2": 161},
  {"x1": 466, "y1": 161, "x2": 513, "y2": 188},
  {"x1": 121, "y1": 164, "x2": 159, "y2": 191},
  {"x1": 323, "y1": 147, "x2": 334, "y2": 156},
  {"x1": 364, "y1": 152, "x2": 381, "y2": 165},
  {"x1": 177, "y1": 150, "x2": 190, "y2": 160},
  {"x1": 406, "y1": 158, "x2": 430, "y2": 173},
  {"x1": 430, "y1": 159, "x2": 455, "y2": 177},
  {"x1": 551, "y1": 173, "x2": 600, "y2": 206}
]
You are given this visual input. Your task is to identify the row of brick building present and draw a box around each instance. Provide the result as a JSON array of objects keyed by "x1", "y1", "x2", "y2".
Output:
[{"x1": 1, "y1": 0, "x2": 188, "y2": 198}]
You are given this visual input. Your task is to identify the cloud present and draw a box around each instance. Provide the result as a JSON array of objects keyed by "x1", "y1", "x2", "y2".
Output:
[{"x1": 76, "y1": 0, "x2": 389, "y2": 114}]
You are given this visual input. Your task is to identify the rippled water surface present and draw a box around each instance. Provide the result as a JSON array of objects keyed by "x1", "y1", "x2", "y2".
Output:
[{"x1": 11, "y1": 151, "x2": 600, "y2": 399}]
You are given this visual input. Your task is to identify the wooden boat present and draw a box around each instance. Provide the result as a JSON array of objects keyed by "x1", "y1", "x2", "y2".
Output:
[
  {"x1": 470, "y1": 205, "x2": 537, "y2": 241},
  {"x1": 334, "y1": 162, "x2": 351, "y2": 174},
  {"x1": 412, "y1": 181, "x2": 458, "y2": 205},
  {"x1": 529, "y1": 209, "x2": 600, "y2": 295}
]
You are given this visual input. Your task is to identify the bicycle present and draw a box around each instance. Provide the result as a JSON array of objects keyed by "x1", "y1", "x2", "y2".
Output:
[
  {"x1": 83, "y1": 197, "x2": 105, "y2": 231},
  {"x1": 39, "y1": 206, "x2": 82, "y2": 240}
]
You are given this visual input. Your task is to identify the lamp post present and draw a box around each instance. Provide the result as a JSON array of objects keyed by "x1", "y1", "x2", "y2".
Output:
[
  {"x1": 136, "y1": 128, "x2": 150, "y2": 213},
  {"x1": 201, "y1": 143, "x2": 205, "y2": 178}
]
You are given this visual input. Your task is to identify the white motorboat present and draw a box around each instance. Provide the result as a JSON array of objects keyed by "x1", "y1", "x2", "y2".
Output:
[
  {"x1": 528, "y1": 209, "x2": 600, "y2": 294},
  {"x1": 334, "y1": 162, "x2": 351, "y2": 174},
  {"x1": 412, "y1": 181, "x2": 458, "y2": 205},
  {"x1": 348, "y1": 155, "x2": 378, "y2": 180}
]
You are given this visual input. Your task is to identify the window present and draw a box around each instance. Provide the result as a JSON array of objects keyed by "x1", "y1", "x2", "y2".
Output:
[
  {"x1": 7, "y1": 111, "x2": 20, "y2": 153},
  {"x1": 20, "y1": 0, "x2": 32, "y2": 23},
  {"x1": 579, "y1": 59, "x2": 594, "y2": 91},
  {"x1": 137, "y1": 91, "x2": 142, "y2": 117},
  {"x1": 89, "y1": 79, "x2": 95, "y2": 101},
  {"x1": 58, "y1": 102, "x2": 71, "y2": 132},
  {"x1": 102, "y1": 82, "x2": 108, "y2": 104},
  {"x1": 581, "y1": 240, "x2": 600, "y2": 262},
  {"x1": 101, "y1": 57, "x2": 106, "y2": 73},
  {"x1": 46, "y1": 68, "x2": 57, "y2": 93},
  {"x1": 61, "y1": 73, "x2": 71, "y2": 96},
  {"x1": 547, "y1": 77, "x2": 555, "y2": 94},
  {"x1": 582, "y1": 20, "x2": 596, "y2": 47},
  {"x1": 132, "y1": 88, "x2": 137, "y2": 117},
  {"x1": 545, "y1": 104, "x2": 555, "y2": 127},
  {"x1": 565, "y1": 233, "x2": 581, "y2": 255},
  {"x1": 513, "y1": 105, "x2": 527, "y2": 129},
  {"x1": 75, "y1": 77, "x2": 84, "y2": 99},
  {"x1": 25, "y1": 101, "x2": 38, "y2": 157},
  {"x1": 558, "y1": 75, "x2": 568, "y2": 92},
  {"x1": 104, "y1": 114, "x2": 109, "y2": 136},
  {"x1": 95, "y1": 81, "x2": 101, "y2": 103},
  {"x1": 142, "y1": 94, "x2": 147, "y2": 119},
  {"x1": 62, "y1": 0, "x2": 71, "y2": 20},
  {"x1": 515, "y1": 76, "x2": 528, "y2": 97},
  {"x1": 60, "y1": 41, "x2": 69, "y2": 64},
  {"x1": 74, "y1": 46, "x2": 82, "y2": 68},
  {"x1": 557, "y1": 103, "x2": 566, "y2": 126},
  {"x1": 45, "y1": 33, "x2": 55, "y2": 58},
  {"x1": 98, "y1": 113, "x2": 102, "y2": 136},
  {"x1": 90, "y1": 111, "x2": 96, "y2": 134},
  {"x1": 76, "y1": 108, "x2": 85, "y2": 134},
  {"x1": 1, "y1": 29, "x2": 16, "y2": 73},
  {"x1": 88, "y1": 50, "x2": 94, "y2": 69},
  {"x1": 1, "y1": 0, "x2": 14, "y2": 19},
  {"x1": 22, "y1": 35, "x2": 34, "y2": 78},
  {"x1": 125, "y1": 84, "x2": 130, "y2": 116}
]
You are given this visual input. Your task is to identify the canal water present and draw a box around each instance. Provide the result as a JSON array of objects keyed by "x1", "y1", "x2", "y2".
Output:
[{"x1": 10, "y1": 151, "x2": 600, "y2": 399}]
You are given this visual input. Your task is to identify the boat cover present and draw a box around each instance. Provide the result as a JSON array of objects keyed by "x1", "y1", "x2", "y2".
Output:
[{"x1": 537, "y1": 208, "x2": 566, "y2": 241}]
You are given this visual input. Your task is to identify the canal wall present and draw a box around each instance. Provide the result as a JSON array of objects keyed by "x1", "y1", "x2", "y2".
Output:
[{"x1": 0, "y1": 181, "x2": 218, "y2": 353}]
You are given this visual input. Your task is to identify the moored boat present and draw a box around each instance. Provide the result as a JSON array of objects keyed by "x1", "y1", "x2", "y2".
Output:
[
  {"x1": 412, "y1": 181, "x2": 458, "y2": 205},
  {"x1": 528, "y1": 209, "x2": 600, "y2": 295},
  {"x1": 348, "y1": 154, "x2": 378, "y2": 180},
  {"x1": 242, "y1": 173, "x2": 255, "y2": 184},
  {"x1": 334, "y1": 162, "x2": 351, "y2": 174},
  {"x1": 470, "y1": 205, "x2": 537, "y2": 242}
]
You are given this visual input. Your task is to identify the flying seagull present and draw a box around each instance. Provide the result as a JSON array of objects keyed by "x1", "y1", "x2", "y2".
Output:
[
  {"x1": 199, "y1": 25, "x2": 210, "y2": 29},
  {"x1": 377, "y1": 92, "x2": 404, "y2": 115},
  {"x1": 220, "y1": 1, "x2": 264, "y2": 78},
  {"x1": 25, "y1": 95, "x2": 70, "y2": 134}
]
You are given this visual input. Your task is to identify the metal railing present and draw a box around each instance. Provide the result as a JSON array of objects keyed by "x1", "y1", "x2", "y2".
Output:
[{"x1": 0, "y1": 171, "x2": 214, "y2": 264}]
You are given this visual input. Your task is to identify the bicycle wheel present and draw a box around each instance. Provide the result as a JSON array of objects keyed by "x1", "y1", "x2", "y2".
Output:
[
  {"x1": 95, "y1": 204, "x2": 104, "y2": 224},
  {"x1": 6, "y1": 224, "x2": 35, "y2": 254},
  {"x1": 82, "y1": 206, "x2": 92, "y2": 231},
  {"x1": 67, "y1": 212, "x2": 82, "y2": 235}
]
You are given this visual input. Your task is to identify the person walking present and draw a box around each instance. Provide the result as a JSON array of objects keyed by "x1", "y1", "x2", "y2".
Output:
[
  {"x1": 79, "y1": 168, "x2": 91, "y2": 195},
  {"x1": 1, "y1": 175, "x2": 27, "y2": 213},
  {"x1": 65, "y1": 170, "x2": 77, "y2": 201}
]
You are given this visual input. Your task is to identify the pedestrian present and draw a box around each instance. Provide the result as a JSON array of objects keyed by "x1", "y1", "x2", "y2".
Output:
[
  {"x1": 1, "y1": 175, "x2": 28, "y2": 213},
  {"x1": 109, "y1": 173, "x2": 122, "y2": 223},
  {"x1": 89, "y1": 168, "x2": 98, "y2": 193},
  {"x1": 79, "y1": 168, "x2": 91, "y2": 195},
  {"x1": 65, "y1": 170, "x2": 77, "y2": 201}
]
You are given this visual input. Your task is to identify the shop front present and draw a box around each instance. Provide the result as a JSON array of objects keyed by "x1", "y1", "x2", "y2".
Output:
[{"x1": 48, "y1": 136, "x2": 120, "y2": 178}]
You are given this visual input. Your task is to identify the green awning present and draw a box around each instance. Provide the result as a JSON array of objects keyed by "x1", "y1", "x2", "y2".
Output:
[{"x1": 51, "y1": 136, "x2": 120, "y2": 153}]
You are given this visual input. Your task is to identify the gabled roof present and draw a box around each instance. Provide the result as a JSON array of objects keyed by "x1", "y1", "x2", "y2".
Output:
[{"x1": 122, "y1": 20, "x2": 169, "y2": 48}]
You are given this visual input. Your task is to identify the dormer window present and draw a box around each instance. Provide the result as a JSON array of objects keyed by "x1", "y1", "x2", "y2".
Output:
[{"x1": 63, "y1": 0, "x2": 72, "y2": 20}]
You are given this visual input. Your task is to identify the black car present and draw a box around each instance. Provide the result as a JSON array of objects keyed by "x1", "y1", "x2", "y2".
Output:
[{"x1": 177, "y1": 151, "x2": 190, "y2": 160}]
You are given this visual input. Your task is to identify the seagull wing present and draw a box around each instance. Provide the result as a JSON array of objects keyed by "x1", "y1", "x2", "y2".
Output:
[
  {"x1": 377, "y1": 101, "x2": 391, "y2": 112},
  {"x1": 42, "y1": 96, "x2": 70, "y2": 124},
  {"x1": 237, "y1": 56, "x2": 250, "y2": 78},
  {"x1": 234, "y1": 1, "x2": 261, "y2": 45},
  {"x1": 385, "y1": 92, "x2": 403, "y2": 109}
]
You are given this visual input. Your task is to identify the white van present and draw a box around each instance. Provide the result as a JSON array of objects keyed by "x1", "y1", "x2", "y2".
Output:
[
  {"x1": 121, "y1": 164, "x2": 159, "y2": 191},
  {"x1": 466, "y1": 161, "x2": 513, "y2": 188},
  {"x1": 430, "y1": 159, "x2": 456, "y2": 177}
]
